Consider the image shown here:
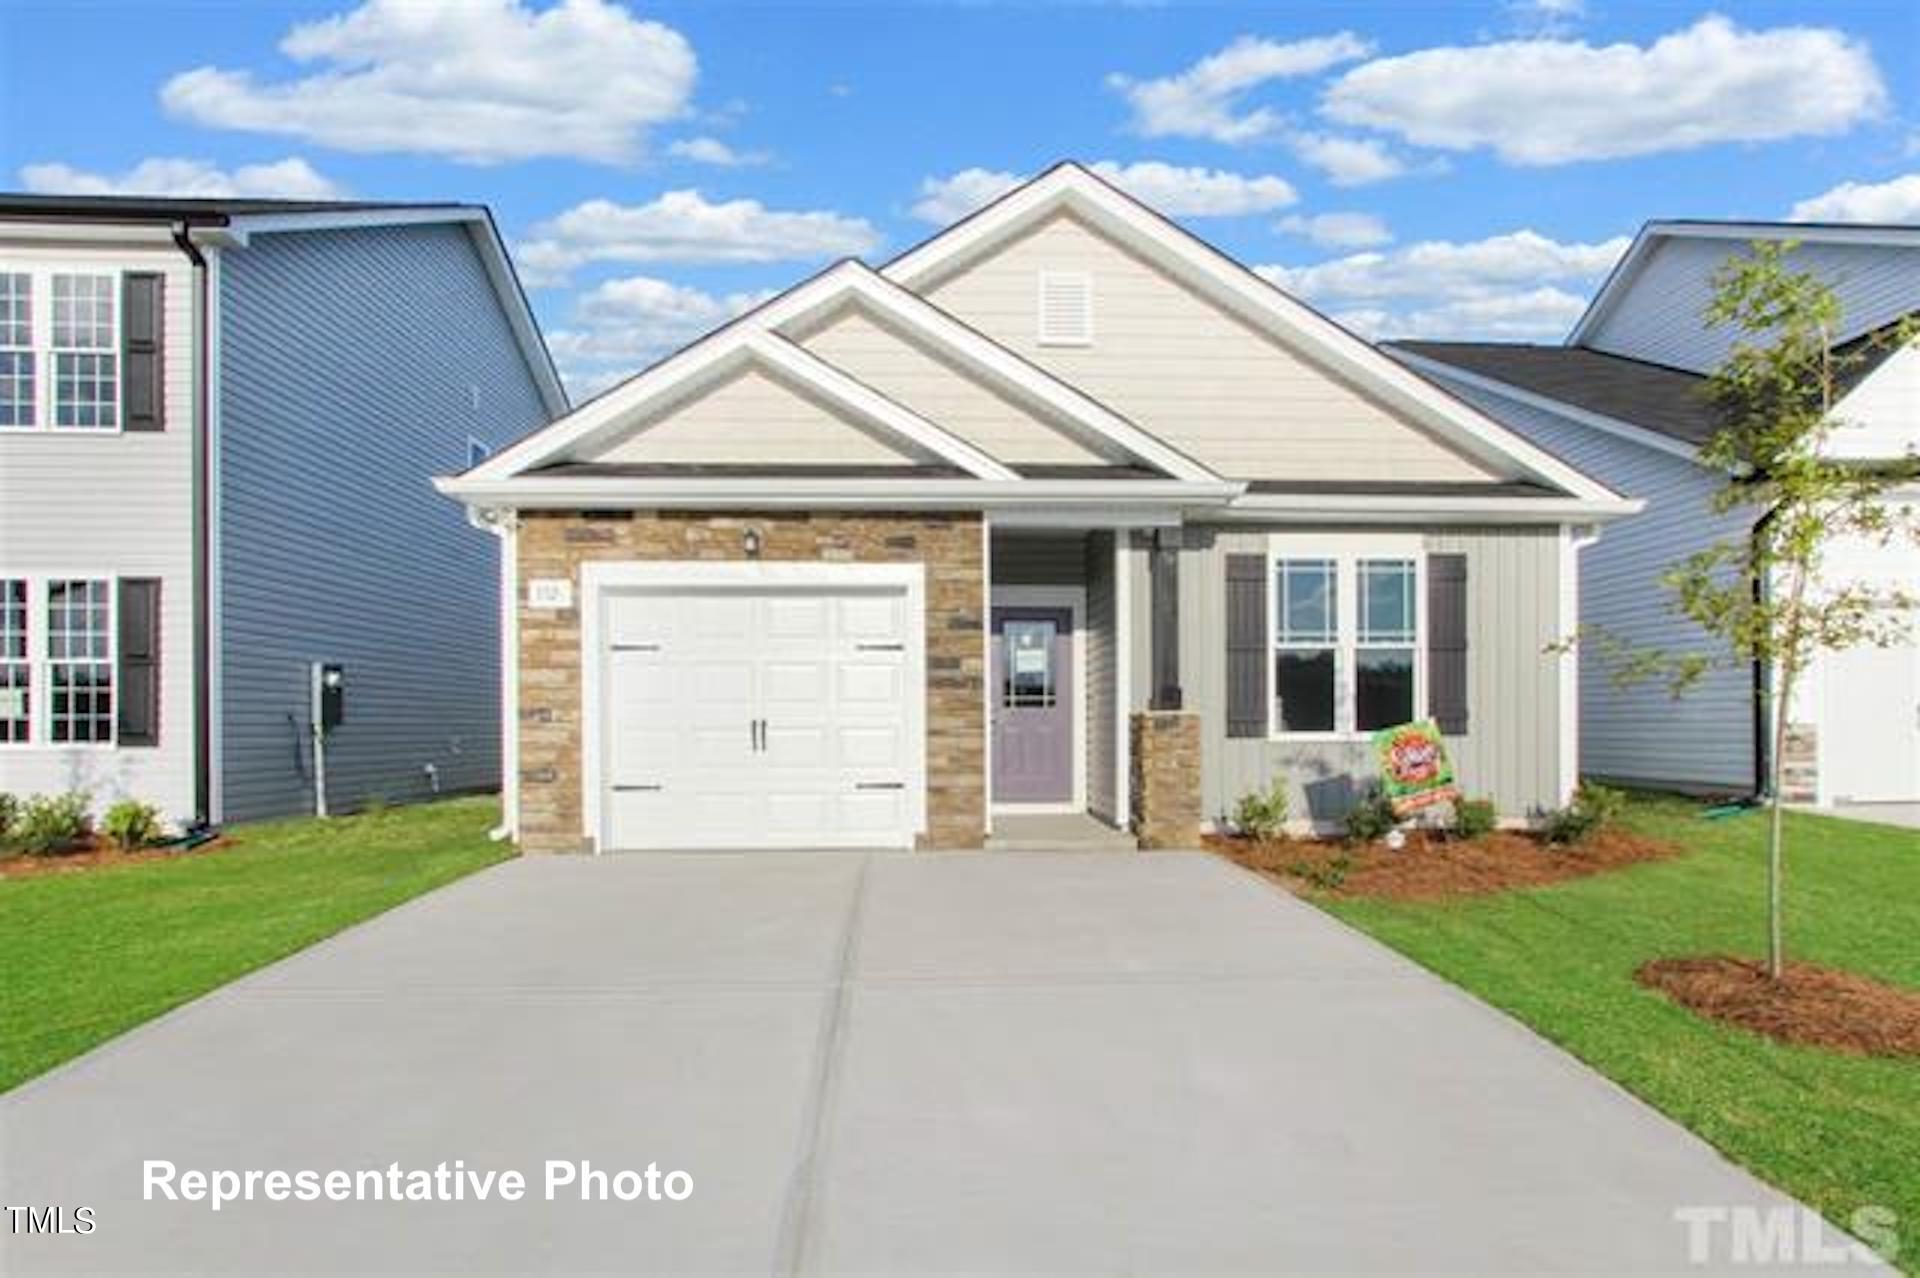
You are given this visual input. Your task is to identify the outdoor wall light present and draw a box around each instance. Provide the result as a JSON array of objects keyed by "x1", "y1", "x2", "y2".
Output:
[{"x1": 743, "y1": 527, "x2": 763, "y2": 558}]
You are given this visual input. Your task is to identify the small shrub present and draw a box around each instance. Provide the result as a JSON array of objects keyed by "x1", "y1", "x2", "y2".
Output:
[
  {"x1": 1452, "y1": 796, "x2": 1498, "y2": 841},
  {"x1": 1344, "y1": 790, "x2": 1399, "y2": 844},
  {"x1": 16, "y1": 792, "x2": 93, "y2": 855},
  {"x1": 1543, "y1": 781, "x2": 1627, "y2": 846},
  {"x1": 0, "y1": 792, "x2": 19, "y2": 843},
  {"x1": 102, "y1": 799, "x2": 163, "y2": 851},
  {"x1": 1291, "y1": 852, "x2": 1354, "y2": 891},
  {"x1": 1232, "y1": 780, "x2": 1291, "y2": 842}
]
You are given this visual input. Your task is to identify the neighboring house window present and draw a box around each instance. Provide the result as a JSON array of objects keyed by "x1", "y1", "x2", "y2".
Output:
[
  {"x1": 46, "y1": 578, "x2": 113, "y2": 744},
  {"x1": 0, "y1": 579, "x2": 27, "y2": 743},
  {"x1": 1037, "y1": 271, "x2": 1093, "y2": 346},
  {"x1": 0, "y1": 267, "x2": 122, "y2": 430},
  {"x1": 0, "y1": 273, "x2": 33, "y2": 428},
  {"x1": 50, "y1": 274, "x2": 117, "y2": 429},
  {"x1": 1270, "y1": 537, "x2": 1423, "y2": 738}
]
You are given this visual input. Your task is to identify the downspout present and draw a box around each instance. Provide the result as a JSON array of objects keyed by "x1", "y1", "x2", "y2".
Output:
[{"x1": 171, "y1": 221, "x2": 214, "y2": 828}]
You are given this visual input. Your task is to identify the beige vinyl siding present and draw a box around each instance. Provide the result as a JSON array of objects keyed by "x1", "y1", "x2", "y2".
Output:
[
  {"x1": 1181, "y1": 523, "x2": 1566, "y2": 825},
  {"x1": 1586, "y1": 237, "x2": 1917, "y2": 374},
  {"x1": 921, "y1": 211, "x2": 1504, "y2": 483},
  {"x1": 1430, "y1": 373, "x2": 1756, "y2": 792},
  {"x1": 0, "y1": 238, "x2": 198, "y2": 823},
  {"x1": 586, "y1": 363, "x2": 916, "y2": 466},
  {"x1": 795, "y1": 305, "x2": 1108, "y2": 464}
]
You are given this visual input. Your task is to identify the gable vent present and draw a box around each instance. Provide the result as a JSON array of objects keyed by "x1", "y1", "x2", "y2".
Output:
[{"x1": 1037, "y1": 271, "x2": 1093, "y2": 347}]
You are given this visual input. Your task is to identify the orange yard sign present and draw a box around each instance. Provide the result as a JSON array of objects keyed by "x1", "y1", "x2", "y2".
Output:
[{"x1": 1371, "y1": 719, "x2": 1458, "y2": 815}]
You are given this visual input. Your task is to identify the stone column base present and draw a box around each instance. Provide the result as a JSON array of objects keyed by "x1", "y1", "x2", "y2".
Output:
[{"x1": 1131, "y1": 710, "x2": 1203, "y2": 849}]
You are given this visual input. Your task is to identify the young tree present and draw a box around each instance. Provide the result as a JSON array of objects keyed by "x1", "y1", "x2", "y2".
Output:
[{"x1": 1647, "y1": 243, "x2": 1917, "y2": 978}]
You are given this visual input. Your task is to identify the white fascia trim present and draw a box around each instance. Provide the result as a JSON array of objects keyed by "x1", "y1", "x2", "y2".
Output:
[
  {"x1": 220, "y1": 206, "x2": 488, "y2": 240},
  {"x1": 759, "y1": 263, "x2": 1218, "y2": 482},
  {"x1": 1223, "y1": 493, "x2": 1642, "y2": 524},
  {"x1": 882, "y1": 165, "x2": 1622, "y2": 504},
  {"x1": 1390, "y1": 348, "x2": 1708, "y2": 467},
  {"x1": 747, "y1": 332, "x2": 1016, "y2": 479},
  {"x1": 436, "y1": 476, "x2": 1240, "y2": 510},
  {"x1": 0, "y1": 222, "x2": 181, "y2": 245}
]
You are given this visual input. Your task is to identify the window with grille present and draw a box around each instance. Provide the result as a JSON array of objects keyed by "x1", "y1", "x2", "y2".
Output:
[
  {"x1": 0, "y1": 579, "x2": 27, "y2": 743},
  {"x1": 1270, "y1": 540, "x2": 1423, "y2": 738},
  {"x1": 0, "y1": 273, "x2": 33, "y2": 428},
  {"x1": 46, "y1": 578, "x2": 113, "y2": 743},
  {"x1": 50, "y1": 274, "x2": 117, "y2": 429}
]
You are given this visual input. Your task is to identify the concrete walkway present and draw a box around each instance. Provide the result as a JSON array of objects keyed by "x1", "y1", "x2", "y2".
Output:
[{"x1": 1, "y1": 852, "x2": 1875, "y2": 1274}]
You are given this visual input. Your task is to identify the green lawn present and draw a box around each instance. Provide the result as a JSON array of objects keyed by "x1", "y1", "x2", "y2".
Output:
[
  {"x1": 1315, "y1": 794, "x2": 1920, "y2": 1269},
  {"x1": 0, "y1": 796, "x2": 509, "y2": 1093}
]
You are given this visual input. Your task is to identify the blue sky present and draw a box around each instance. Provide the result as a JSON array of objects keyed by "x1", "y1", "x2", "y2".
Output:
[{"x1": 3, "y1": 0, "x2": 1915, "y2": 394}]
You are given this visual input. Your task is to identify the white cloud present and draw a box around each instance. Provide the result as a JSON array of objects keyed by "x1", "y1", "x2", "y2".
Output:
[
  {"x1": 545, "y1": 273, "x2": 775, "y2": 394},
  {"x1": 1286, "y1": 133, "x2": 1409, "y2": 186},
  {"x1": 1322, "y1": 15, "x2": 1886, "y2": 165},
  {"x1": 1506, "y1": 0, "x2": 1586, "y2": 37},
  {"x1": 1789, "y1": 173, "x2": 1920, "y2": 224},
  {"x1": 666, "y1": 137, "x2": 768, "y2": 167},
  {"x1": 910, "y1": 161, "x2": 1297, "y2": 224},
  {"x1": 1276, "y1": 212, "x2": 1393, "y2": 249},
  {"x1": 161, "y1": 0, "x2": 697, "y2": 165},
  {"x1": 1107, "y1": 33, "x2": 1373, "y2": 143},
  {"x1": 1259, "y1": 229, "x2": 1627, "y2": 341},
  {"x1": 17, "y1": 156, "x2": 345, "y2": 200},
  {"x1": 516, "y1": 190, "x2": 881, "y2": 285}
]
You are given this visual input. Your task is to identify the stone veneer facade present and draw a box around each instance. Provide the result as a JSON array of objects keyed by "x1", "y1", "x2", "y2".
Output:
[
  {"x1": 1130, "y1": 710, "x2": 1203, "y2": 849},
  {"x1": 515, "y1": 510, "x2": 985, "y2": 853}
]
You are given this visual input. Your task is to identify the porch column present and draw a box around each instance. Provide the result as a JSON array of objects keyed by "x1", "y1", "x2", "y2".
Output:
[{"x1": 1149, "y1": 527, "x2": 1182, "y2": 710}]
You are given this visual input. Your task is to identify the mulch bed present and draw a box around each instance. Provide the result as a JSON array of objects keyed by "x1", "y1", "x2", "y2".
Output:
[
  {"x1": 0, "y1": 837, "x2": 228, "y2": 880},
  {"x1": 1208, "y1": 827, "x2": 1679, "y2": 901},
  {"x1": 1637, "y1": 956, "x2": 1920, "y2": 1058}
]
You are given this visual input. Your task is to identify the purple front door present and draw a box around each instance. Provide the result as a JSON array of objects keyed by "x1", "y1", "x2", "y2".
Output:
[{"x1": 991, "y1": 605, "x2": 1074, "y2": 803}]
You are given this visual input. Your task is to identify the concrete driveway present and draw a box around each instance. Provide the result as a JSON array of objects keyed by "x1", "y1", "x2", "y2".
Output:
[{"x1": 1, "y1": 852, "x2": 1872, "y2": 1274}]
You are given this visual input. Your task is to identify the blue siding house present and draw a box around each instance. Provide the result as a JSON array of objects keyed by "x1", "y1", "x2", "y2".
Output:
[{"x1": 0, "y1": 196, "x2": 565, "y2": 827}]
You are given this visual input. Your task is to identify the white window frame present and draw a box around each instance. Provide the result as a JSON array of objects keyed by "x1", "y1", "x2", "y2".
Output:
[
  {"x1": 1036, "y1": 270, "x2": 1094, "y2": 347},
  {"x1": 0, "y1": 264, "x2": 123, "y2": 433},
  {"x1": 0, "y1": 576, "x2": 29, "y2": 745},
  {"x1": 1267, "y1": 533, "x2": 1424, "y2": 742},
  {"x1": 0, "y1": 574, "x2": 117, "y2": 748}
]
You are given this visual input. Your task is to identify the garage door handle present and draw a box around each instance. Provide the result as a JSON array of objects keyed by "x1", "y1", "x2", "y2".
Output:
[
  {"x1": 611, "y1": 784, "x2": 662, "y2": 792},
  {"x1": 856, "y1": 642, "x2": 904, "y2": 652},
  {"x1": 611, "y1": 643, "x2": 661, "y2": 652},
  {"x1": 855, "y1": 781, "x2": 905, "y2": 790}
]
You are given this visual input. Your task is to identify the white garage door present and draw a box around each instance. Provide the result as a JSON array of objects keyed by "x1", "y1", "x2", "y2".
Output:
[{"x1": 599, "y1": 584, "x2": 918, "y2": 850}]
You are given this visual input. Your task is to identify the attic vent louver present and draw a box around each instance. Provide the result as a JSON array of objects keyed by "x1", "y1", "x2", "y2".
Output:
[{"x1": 1037, "y1": 271, "x2": 1093, "y2": 346}]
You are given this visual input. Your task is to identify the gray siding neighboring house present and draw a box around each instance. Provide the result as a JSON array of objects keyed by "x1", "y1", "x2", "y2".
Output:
[
  {"x1": 0, "y1": 195, "x2": 562, "y2": 829},
  {"x1": 219, "y1": 224, "x2": 555, "y2": 821}
]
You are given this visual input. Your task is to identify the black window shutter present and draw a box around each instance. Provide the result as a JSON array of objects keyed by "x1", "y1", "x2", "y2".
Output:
[
  {"x1": 1427, "y1": 553, "x2": 1469, "y2": 735},
  {"x1": 121, "y1": 273, "x2": 164, "y2": 432},
  {"x1": 117, "y1": 578, "x2": 161, "y2": 747},
  {"x1": 1225, "y1": 553, "x2": 1269, "y2": 738}
]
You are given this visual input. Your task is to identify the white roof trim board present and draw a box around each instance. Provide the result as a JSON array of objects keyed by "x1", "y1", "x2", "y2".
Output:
[
  {"x1": 448, "y1": 161, "x2": 1636, "y2": 517},
  {"x1": 1570, "y1": 219, "x2": 1920, "y2": 350}
]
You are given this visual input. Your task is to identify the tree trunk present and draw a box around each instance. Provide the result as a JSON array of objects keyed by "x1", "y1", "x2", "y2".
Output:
[{"x1": 1766, "y1": 661, "x2": 1792, "y2": 980}]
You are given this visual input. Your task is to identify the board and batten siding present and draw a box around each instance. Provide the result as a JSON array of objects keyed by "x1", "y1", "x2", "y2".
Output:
[
  {"x1": 0, "y1": 238, "x2": 199, "y2": 822},
  {"x1": 218, "y1": 223, "x2": 551, "y2": 821},
  {"x1": 1431, "y1": 374, "x2": 1756, "y2": 792},
  {"x1": 1585, "y1": 236, "x2": 1917, "y2": 375},
  {"x1": 1084, "y1": 531, "x2": 1118, "y2": 822},
  {"x1": 1178, "y1": 523, "x2": 1567, "y2": 825},
  {"x1": 920, "y1": 210, "x2": 1504, "y2": 484}
]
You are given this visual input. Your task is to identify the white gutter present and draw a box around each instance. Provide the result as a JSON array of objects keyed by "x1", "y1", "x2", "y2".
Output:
[{"x1": 1220, "y1": 493, "x2": 1642, "y2": 524}]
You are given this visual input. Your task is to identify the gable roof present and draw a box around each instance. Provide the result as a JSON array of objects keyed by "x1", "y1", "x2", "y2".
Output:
[
  {"x1": 881, "y1": 162, "x2": 1624, "y2": 507},
  {"x1": 440, "y1": 163, "x2": 1636, "y2": 521},
  {"x1": 1570, "y1": 218, "x2": 1920, "y2": 351},
  {"x1": 0, "y1": 192, "x2": 567, "y2": 416},
  {"x1": 1389, "y1": 341, "x2": 1722, "y2": 447}
]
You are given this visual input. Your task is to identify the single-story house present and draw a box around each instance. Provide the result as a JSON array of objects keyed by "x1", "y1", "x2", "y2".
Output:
[
  {"x1": 1392, "y1": 218, "x2": 1919, "y2": 810},
  {"x1": 438, "y1": 162, "x2": 1638, "y2": 852}
]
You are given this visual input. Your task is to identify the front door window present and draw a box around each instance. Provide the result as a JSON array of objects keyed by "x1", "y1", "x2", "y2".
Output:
[{"x1": 1003, "y1": 619, "x2": 1057, "y2": 708}]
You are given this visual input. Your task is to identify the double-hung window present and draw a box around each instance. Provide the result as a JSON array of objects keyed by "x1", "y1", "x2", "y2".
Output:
[
  {"x1": 0, "y1": 577, "x2": 115, "y2": 747},
  {"x1": 1271, "y1": 537, "x2": 1423, "y2": 738},
  {"x1": 0, "y1": 267, "x2": 120, "y2": 430}
]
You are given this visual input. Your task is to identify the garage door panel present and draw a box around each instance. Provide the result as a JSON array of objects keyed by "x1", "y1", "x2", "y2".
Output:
[{"x1": 602, "y1": 582, "x2": 919, "y2": 851}]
